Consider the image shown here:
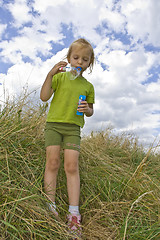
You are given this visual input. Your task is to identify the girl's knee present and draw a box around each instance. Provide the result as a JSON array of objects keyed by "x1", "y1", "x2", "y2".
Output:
[
  {"x1": 46, "y1": 156, "x2": 60, "y2": 172},
  {"x1": 46, "y1": 146, "x2": 61, "y2": 172},
  {"x1": 64, "y1": 162, "x2": 78, "y2": 175}
]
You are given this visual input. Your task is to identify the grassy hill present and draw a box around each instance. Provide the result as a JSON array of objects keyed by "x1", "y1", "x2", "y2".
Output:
[{"x1": 0, "y1": 96, "x2": 160, "y2": 239}]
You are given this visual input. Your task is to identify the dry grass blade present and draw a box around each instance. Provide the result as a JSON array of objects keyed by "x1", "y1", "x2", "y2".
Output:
[{"x1": 123, "y1": 191, "x2": 153, "y2": 240}]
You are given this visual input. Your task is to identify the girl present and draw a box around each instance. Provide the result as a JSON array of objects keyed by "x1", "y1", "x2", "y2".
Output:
[{"x1": 40, "y1": 38, "x2": 95, "y2": 236}]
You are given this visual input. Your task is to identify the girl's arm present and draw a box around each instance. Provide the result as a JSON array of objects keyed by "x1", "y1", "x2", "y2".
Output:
[
  {"x1": 85, "y1": 103, "x2": 94, "y2": 117},
  {"x1": 40, "y1": 61, "x2": 67, "y2": 102}
]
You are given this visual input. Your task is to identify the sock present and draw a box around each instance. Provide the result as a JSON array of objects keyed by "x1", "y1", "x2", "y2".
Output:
[
  {"x1": 47, "y1": 201, "x2": 58, "y2": 216},
  {"x1": 69, "y1": 205, "x2": 79, "y2": 215},
  {"x1": 51, "y1": 201, "x2": 56, "y2": 210},
  {"x1": 48, "y1": 201, "x2": 56, "y2": 211}
]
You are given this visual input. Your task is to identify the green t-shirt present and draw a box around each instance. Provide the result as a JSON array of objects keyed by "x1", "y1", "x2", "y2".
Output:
[{"x1": 46, "y1": 72, "x2": 95, "y2": 128}]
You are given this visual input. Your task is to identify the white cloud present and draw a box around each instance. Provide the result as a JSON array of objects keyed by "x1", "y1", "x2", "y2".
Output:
[
  {"x1": 33, "y1": 0, "x2": 67, "y2": 13},
  {"x1": 121, "y1": 0, "x2": 160, "y2": 47},
  {"x1": 99, "y1": 4, "x2": 125, "y2": 33},
  {"x1": 147, "y1": 79, "x2": 160, "y2": 93},
  {"x1": 6, "y1": 0, "x2": 32, "y2": 27},
  {"x1": 0, "y1": 27, "x2": 54, "y2": 64},
  {"x1": 0, "y1": 24, "x2": 7, "y2": 38},
  {"x1": 0, "y1": 48, "x2": 68, "y2": 104}
]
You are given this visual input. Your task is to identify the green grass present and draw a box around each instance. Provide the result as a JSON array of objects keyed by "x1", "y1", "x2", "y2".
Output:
[{"x1": 0, "y1": 94, "x2": 160, "y2": 239}]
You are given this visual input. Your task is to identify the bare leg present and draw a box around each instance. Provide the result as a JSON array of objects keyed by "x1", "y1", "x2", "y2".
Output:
[
  {"x1": 64, "y1": 149, "x2": 80, "y2": 206},
  {"x1": 44, "y1": 145, "x2": 61, "y2": 203}
]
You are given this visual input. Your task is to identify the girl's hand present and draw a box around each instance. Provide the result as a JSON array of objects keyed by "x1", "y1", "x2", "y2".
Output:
[
  {"x1": 48, "y1": 61, "x2": 67, "y2": 77},
  {"x1": 77, "y1": 101, "x2": 93, "y2": 117}
]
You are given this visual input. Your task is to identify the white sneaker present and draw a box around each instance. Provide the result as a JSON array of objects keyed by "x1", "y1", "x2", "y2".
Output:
[{"x1": 47, "y1": 202, "x2": 58, "y2": 217}]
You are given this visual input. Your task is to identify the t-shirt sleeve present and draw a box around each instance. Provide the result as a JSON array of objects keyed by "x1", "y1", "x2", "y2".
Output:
[
  {"x1": 51, "y1": 73, "x2": 59, "y2": 92},
  {"x1": 86, "y1": 83, "x2": 95, "y2": 104}
]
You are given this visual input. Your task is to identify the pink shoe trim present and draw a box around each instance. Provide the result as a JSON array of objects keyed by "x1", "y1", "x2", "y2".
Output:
[{"x1": 67, "y1": 213, "x2": 82, "y2": 237}]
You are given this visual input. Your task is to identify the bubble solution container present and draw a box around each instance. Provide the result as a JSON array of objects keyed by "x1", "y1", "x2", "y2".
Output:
[
  {"x1": 77, "y1": 95, "x2": 86, "y2": 116},
  {"x1": 59, "y1": 65, "x2": 82, "y2": 80}
]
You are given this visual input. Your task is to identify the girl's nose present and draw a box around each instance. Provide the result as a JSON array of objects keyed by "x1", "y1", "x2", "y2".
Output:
[{"x1": 78, "y1": 58, "x2": 82, "y2": 64}]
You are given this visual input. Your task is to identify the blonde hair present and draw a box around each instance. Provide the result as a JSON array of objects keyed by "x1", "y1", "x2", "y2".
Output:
[{"x1": 67, "y1": 38, "x2": 95, "y2": 73}]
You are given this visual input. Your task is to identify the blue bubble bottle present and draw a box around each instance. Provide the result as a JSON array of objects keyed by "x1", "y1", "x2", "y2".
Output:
[{"x1": 77, "y1": 95, "x2": 86, "y2": 116}]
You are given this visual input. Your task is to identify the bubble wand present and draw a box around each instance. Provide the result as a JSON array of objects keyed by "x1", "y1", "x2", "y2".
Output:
[{"x1": 59, "y1": 66, "x2": 82, "y2": 80}]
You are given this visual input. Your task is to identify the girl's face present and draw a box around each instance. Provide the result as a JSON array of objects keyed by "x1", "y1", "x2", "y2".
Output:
[{"x1": 68, "y1": 44, "x2": 92, "y2": 74}]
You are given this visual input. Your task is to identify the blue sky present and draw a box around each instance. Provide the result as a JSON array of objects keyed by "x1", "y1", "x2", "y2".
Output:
[{"x1": 0, "y1": 0, "x2": 160, "y2": 149}]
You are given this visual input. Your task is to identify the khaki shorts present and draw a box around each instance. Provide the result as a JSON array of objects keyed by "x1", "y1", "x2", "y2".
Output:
[{"x1": 44, "y1": 122, "x2": 81, "y2": 152}]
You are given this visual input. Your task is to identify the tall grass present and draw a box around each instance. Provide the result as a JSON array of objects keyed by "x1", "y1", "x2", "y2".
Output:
[{"x1": 0, "y1": 93, "x2": 160, "y2": 239}]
